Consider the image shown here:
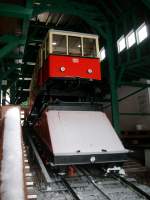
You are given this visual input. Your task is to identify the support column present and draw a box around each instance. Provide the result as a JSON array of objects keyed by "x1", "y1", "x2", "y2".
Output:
[
  {"x1": 10, "y1": 82, "x2": 16, "y2": 104},
  {"x1": 0, "y1": 82, "x2": 1, "y2": 105},
  {"x1": 145, "y1": 149, "x2": 150, "y2": 168},
  {"x1": 2, "y1": 89, "x2": 6, "y2": 105},
  {"x1": 106, "y1": 28, "x2": 120, "y2": 134}
]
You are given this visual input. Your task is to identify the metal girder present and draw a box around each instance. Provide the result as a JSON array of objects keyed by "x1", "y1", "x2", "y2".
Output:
[
  {"x1": 103, "y1": 87, "x2": 147, "y2": 110},
  {"x1": 127, "y1": 68, "x2": 150, "y2": 80},
  {"x1": 33, "y1": 0, "x2": 105, "y2": 19},
  {"x1": 0, "y1": 61, "x2": 5, "y2": 73},
  {"x1": 22, "y1": 0, "x2": 33, "y2": 60},
  {"x1": 0, "y1": 82, "x2": 1, "y2": 104},
  {"x1": 98, "y1": 0, "x2": 117, "y2": 21},
  {"x1": 117, "y1": 65, "x2": 126, "y2": 86},
  {"x1": 81, "y1": 17, "x2": 107, "y2": 39},
  {"x1": 33, "y1": 1, "x2": 106, "y2": 25},
  {"x1": 29, "y1": 0, "x2": 108, "y2": 59},
  {"x1": 0, "y1": 35, "x2": 19, "y2": 43},
  {"x1": 121, "y1": 82, "x2": 150, "y2": 88},
  {"x1": 33, "y1": 4, "x2": 102, "y2": 19},
  {"x1": 0, "y1": 64, "x2": 21, "y2": 82},
  {"x1": 32, "y1": 0, "x2": 108, "y2": 39},
  {"x1": 119, "y1": 87, "x2": 147, "y2": 102},
  {"x1": 0, "y1": 3, "x2": 32, "y2": 19},
  {"x1": 126, "y1": 56, "x2": 150, "y2": 70},
  {"x1": 124, "y1": 71, "x2": 141, "y2": 79},
  {"x1": 10, "y1": 82, "x2": 17, "y2": 104},
  {"x1": 133, "y1": 67, "x2": 150, "y2": 76},
  {"x1": 120, "y1": 112, "x2": 150, "y2": 116},
  {"x1": 0, "y1": 37, "x2": 25, "y2": 60},
  {"x1": 142, "y1": 0, "x2": 150, "y2": 9},
  {"x1": 112, "y1": 0, "x2": 122, "y2": 14},
  {"x1": 116, "y1": 55, "x2": 150, "y2": 84},
  {"x1": 106, "y1": 26, "x2": 120, "y2": 134},
  {"x1": 2, "y1": 89, "x2": 6, "y2": 105},
  {"x1": 23, "y1": 0, "x2": 33, "y2": 37}
]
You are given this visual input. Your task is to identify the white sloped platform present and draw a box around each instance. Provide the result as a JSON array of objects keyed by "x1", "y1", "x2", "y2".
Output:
[{"x1": 46, "y1": 110, "x2": 127, "y2": 156}]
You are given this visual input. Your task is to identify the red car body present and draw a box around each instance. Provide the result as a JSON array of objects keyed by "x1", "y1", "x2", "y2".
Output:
[{"x1": 37, "y1": 55, "x2": 101, "y2": 86}]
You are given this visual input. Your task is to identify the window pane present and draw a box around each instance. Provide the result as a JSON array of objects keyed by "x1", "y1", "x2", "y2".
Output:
[
  {"x1": 136, "y1": 23, "x2": 148, "y2": 44},
  {"x1": 99, "y1": 47, "x2": 106, "y2": 61},
  {"x1": 117, "y1": 36, "x2": 126, "y2": 53},
  {"x1": 68, "y1": 36, "x2": 82, "y2": 56},
  {"x1": 126, "y1": 31, "x2": 136, "y2": 48},
  {"x1": 83, "y1": 38, "x2": 96, "y2": 57},
  {"x1": 52, "y1": 34, "x2": 67, "y2": 55}
]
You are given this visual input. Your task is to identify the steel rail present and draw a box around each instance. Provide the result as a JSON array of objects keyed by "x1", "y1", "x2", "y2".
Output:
[
  {"x1": 99, "y1": 167, "x2": 150, "y2": 200},
  {"x1": 112, "y1": 173, "x2": 150, "y2": 200},
  {"x1": 27, "y1": 133, "x2": 81, "y2": 199},
  {"x1": 27, "y1": 134, "x2": 52, "y2": 185},
  {"x1": 78, "y1": 167, "x2": 112, "y2": 200},
  {"x1": 60, "y1": 176, "x2": 81, "y2": 200},
  {"x1": 25, "y1": 132, "x2": 150, "y2": 200}
]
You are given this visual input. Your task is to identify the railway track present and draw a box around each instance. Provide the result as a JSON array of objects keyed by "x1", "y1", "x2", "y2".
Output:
[
  {"x1": 53, "y1": 166, "x2": 150, "y2": 200},
  {"x1": 59, "y1": 172, "x2": 110, "y2": 200},
  {"x1": 44, "y1": 167, "x2": 112, "y2": 200},
  {"x1": 26, "y1": 134, "x2": 150, "y2": 200},
  {"x1": 81, "y1": 167, "x2": 150, "y2": 200},
  {"x1": 33, "y1": 165, "x2": 150, "y2": 200}
]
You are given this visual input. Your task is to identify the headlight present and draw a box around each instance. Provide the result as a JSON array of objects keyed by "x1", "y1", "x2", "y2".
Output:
[
  {"x1": 60, "y1": 66, "x2": 66, "y2": 72},
  {"x1": 87, "y1": 69, "x2": 93, "y2": 74}
]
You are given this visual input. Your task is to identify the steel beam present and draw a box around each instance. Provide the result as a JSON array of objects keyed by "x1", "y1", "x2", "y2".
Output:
[
  {"x1": 0, "y1": 35, "x2": 18, "y2": 43},
  {"x1": 117, "y1": 55, "x2": 150, "y2": 83},
  {"x1": 33, "y1": 4, "x2": 102, "y2": 19},
  {"x1": 117, "y1": 65, "x2": 126, "y2": 86},
  {"x1": 22, "y1": 0, "x2": 33, "y2": 60},
  {"x1": 98, "y1": 0, "x2": 117, "y2": 21},
  {"x1": 2, "y1": 89, "x2": 6, "y2": 105},
  {"x1": 120, "y1": 112, "x2": 150, "y2": 116},
  {"x1": 27, "y1": 134, "x2": 52, "y2": 185},
  {"x1": 32, "y1": 0, "x2": 107, "y2": 40},
  {"x1": 0, "y1": 3, "x2": 32, "y2": 19},
  {"x1": 103, "y1": 87, "x2": 147, "y2": 110},
  {"x1": 118, "y1": 87, "x2": 147, "y2": 102},
  {"x1": 0, "y1": 82, "x2": 1, "y2": 105},
  {"x1": 0, "y1": 37, "x2": 25, "y2": 60},
  {"x1": 10, "y1": 80, "x2": 18, "y2": 104},
  {"x1": 33, "y1": 0, "x2": 105, "y2": 20},
  {"x1": 106, "y1": 27, "x2": 120, "y2": 134},
  {"x1": 0, "y1": 64, "x2": 21, "y2": 82},
  {"x1": 112, "y1": 1, "x2": 122, "y2": 13},
  {"x1": 81, "y1": 17, "x2": 107, "y2": 39},
  {"x1": 142, "y1": 0, "x2": 150, "y2": 9},
  {"x1": 121, "y1": 82, "x2": 150, "y2": 88},
  {"x1": 121, "y1": 55, "x2": 150, "y2": 70}
]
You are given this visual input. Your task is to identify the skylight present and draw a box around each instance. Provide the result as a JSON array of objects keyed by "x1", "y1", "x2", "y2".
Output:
[
  {"x1": 117, "y1": 35, "x2": 126, "y2": 53},
  {"x1": 99, "y1": 47, "x2": 106, "y2": 61},
  {"x1": 136, "y1": 22, "x2": 148, "y2": 44},
  {"x1": 126, "y1": 30, "x2": 136, "y2": 49}
]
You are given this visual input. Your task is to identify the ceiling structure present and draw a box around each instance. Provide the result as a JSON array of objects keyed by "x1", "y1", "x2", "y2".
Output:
[{"x1": 0, "y1": 0, "x2": 150, "y2": 133}]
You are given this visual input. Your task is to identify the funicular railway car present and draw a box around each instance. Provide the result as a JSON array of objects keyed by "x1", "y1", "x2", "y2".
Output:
[
  {"x1": 29, "y1": 29, "x2": 128, "y2": 166},
  {"x1": 39, "y1": 29, "x2": 101, "y2": 84},
  {"x1": 29, "y1": 29, "x2": 102, "y2": 111}
]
